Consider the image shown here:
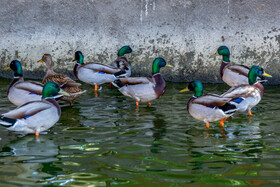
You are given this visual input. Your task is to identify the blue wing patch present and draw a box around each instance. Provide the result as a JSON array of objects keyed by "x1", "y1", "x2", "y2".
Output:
[
  {"x1": 99, "y1": 71, "x2": 105, "y2": 74},
  {"x1": 24, "y1": 115, "x2": 31, "y2": 119},
  {"x1": 233, "y1": 98, "x2": 243, "y2": 104},
  {"x1": 29, "y1": 92, "x2": 38, "y2": 95}
]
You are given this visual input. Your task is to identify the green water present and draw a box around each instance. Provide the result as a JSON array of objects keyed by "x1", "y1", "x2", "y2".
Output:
[{"x1": 0, "y1": 78, "x2": 280, "y2": 186}]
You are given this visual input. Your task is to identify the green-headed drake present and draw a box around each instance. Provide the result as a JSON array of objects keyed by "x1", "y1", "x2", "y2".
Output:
[
  {"x1": 72, "y1": 48, "x2": 133, "y2": 91},
  {"x1": 221, "y1": 66, "x2": 272, "y2": 116},
  {"x1": 38, "y1": 54, "x2": 86, "y2": 105},
  {"x1": 0, "y1": 82, "x2": 69, "y2": 137},
  {"x1": 180, "y1": 81, "x2": 238, "y2": 129},
  {"x1": 110, "y1": 46, "x2": 134, "y2": 77},
  {"x1": 210, "y1": 46, "x2": 250, "y2": 87},
  {"x1": 112, "y1": 57, "x2": 172, "y2": 107},
  {"x1": 5, "y1": 60, "x2": 43, "y2": 106}
]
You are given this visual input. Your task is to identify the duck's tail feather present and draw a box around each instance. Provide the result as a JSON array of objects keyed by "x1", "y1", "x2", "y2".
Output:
[
  {"x1": 0, "y1": 116, "x2": 17, "y2": 128},
  {"x1": 220, "y1": 103, "x2": 238, "y2": 114},
  {"x1": 114, "y1": 70, "x2": 126, "y2": 78},
  {"x1": 112, "y1": 80, "x2": 125, "y2": 89}
]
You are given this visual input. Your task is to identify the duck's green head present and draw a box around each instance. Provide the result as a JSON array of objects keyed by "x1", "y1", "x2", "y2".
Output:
[
  {"x1": 210, "y1": 46, "x2": 230, "y2": 62},
  {"x1": 180, "y1": 81, "x2": 203, "y2": 97},
  {"x1": 5, "y1": 60, "x2": 23, "y2": 77},
  {"x1": 152, "y1": 57, "x2": 173, "y2": 74},
  {"x1": 73, "y1": 51, "x2": 84, "y2": 65},
  {"x1": 42, "y1": 82, "x2": 70, "y2": 99},
  {"x1": 117, "y1": 46, "x2": 133, "y2": 57},
  {"x1": 248, "y1": 66, "x2": 272, "y2": 85}
]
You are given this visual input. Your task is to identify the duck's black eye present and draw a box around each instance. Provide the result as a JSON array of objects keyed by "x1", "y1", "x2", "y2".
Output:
[
  {"x1": 60, "y1": 84, "x2": 66, "y2": 89},
  {"x1": 53, "y1": 84, "x2": 59, "y2": 88}
]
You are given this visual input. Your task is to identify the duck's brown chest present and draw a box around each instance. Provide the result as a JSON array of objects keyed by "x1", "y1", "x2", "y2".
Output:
[
  {"x1": 73, "y1": 63, "x2": 79, "y2": 79},
  {"x1": 253, "y1": 82, "x2": 264, "y2": 97},
  {"x1": 220, "y1": 61, "x2": 229, "y2": 78},
  {"x1": 7, "y1": 77, "x2": 22, "y2": 95},
  {"x1": 153, "y1": 74, "x2": 166, "y2": 98}
]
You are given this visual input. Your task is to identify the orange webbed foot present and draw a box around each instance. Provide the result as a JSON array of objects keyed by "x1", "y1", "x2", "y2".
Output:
[
  {"x1": 35, "y1": 132, "x2": 39, "y2": 138},
  {"x1": 219, "y1": 117, "x2": 227, "y2": 128},
  {"x1": 206, "y1": 123, "x2": 210, "y2": 130}
]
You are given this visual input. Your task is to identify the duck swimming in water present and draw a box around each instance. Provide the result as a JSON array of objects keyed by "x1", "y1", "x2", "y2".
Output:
[
  {"x1": 210, "y1": 46, "x2": 250, "y2": 87},
  {"x1": 5, "y1": 60, "x2": 43, "y2": 106},
  {"x1": 180, "y1": 81, "x2": 238, "y2": 129},
  {"x1": 72, "y1": 51, "x2": 127, "y2": 91},
  {"x1": 0, "y1": 82, "x2": 69, "y2": 137},
  {"x1": 38, "y1": 54, "x2": 85, "y2": 105},
  {"x1": 112, "y1": 57, "x2": 173, "y2": 107},
  {"x1": 221, "y1": 65, "x2": 272, "y2": 116},
  {"x1": 110, "y1": 46, "x2": 134, "y2": 78}
]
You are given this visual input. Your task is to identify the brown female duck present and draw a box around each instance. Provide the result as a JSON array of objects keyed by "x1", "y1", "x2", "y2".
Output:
[{"x1": 38, "y1": 54, "x2": 85, "y2": 105}]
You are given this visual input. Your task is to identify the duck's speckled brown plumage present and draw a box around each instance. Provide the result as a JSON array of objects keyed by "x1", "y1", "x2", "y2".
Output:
[{"x1": 39, "y1": 54, "x2": 85, "y2": 104}]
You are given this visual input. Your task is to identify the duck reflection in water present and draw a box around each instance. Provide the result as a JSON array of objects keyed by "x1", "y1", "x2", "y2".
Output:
[
  {"x1": 150, "y1": 114, "x2": 167, "y2": 154},
  {"x1": 0, "y1": 136, "x2": 59, "y2": 185}
]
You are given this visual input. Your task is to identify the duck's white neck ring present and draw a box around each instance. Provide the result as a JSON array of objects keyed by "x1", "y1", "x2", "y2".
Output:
[{"x1": 153, "y1": 73, "x2": 161, "y2": 76}]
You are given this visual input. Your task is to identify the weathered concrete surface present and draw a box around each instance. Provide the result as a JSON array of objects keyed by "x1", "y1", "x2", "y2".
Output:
[{"x1": 0, "y1": 0, "x2": 280, "y2": 84}]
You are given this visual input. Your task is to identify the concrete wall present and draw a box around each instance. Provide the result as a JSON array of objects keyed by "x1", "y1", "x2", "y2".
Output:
[{"x1": 0, "y1": 0, "x2": 280, "y2": 84}]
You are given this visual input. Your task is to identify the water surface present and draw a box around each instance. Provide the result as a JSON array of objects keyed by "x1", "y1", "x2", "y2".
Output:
[{"x1": 0, "y1": 78, "x2": 279, "y2": 186}]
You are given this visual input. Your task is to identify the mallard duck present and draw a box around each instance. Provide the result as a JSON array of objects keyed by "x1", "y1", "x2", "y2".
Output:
[
  {"x1": 72, "y1": 51, "x2": 127, "y2": 91},
  {"x1": 38, "y1": 54, "x2": 85, "y2": 105},
  {"x1": 112, "y1": 57, "x2": 172, "y2": 107},
  {"x1": 5, "y1": 60, "x2": 43, "y2": 106},
  {"x1": 221, "y1": 66, "x2": 272, "y2": 116},
  {"x1": 180, "y1": 81, "x2": 238, "y2": 129},
  {"x1": 0, "y1": 81, "x2": 69, "y2": 137},
  {"x1": 110, "y1": 46, "x2": 134, "y2": 78},
  {"x1": 210, "y1": 46, "x2": 250, "y2": 87}
]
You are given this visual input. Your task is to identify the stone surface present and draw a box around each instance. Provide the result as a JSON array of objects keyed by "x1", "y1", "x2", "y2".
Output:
[{"x1": 0, "y1": 0, "x2": 279, "y2": 84}]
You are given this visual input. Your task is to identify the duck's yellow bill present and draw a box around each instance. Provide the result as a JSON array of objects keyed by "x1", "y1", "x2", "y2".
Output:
[
  {"x1": 37, "y1": 59, "x2": 44, "y2": 63},
  {"x1": 180, "y1": 87, "x2": 190, "y2": 92},
  {"x1": 210, "y1": 52, "x2": 219, "y2": 58},
  {"x1": 72, "y1": 58, "x2": 76, "y2": 61},
  {"x1": 4, "y1": 67, "x2": 11, "y2": 70},
  {"x1": 58, "y1": 89, "x2": 70, "y2": 96},
  {"x1": 131, "y1": 51, "x2": 137, "y2": 55},
  {"x1": 263, "y1": 72, "x2": 272, "y2": 77},
  {"x1": 166, "y1": 64, "x2": 173, "y2": 68}
]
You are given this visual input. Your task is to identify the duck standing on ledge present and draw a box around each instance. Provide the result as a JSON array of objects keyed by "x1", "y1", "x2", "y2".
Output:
[
  {"x1": 180, "y1": 81, "x2": 238, "y2": 129},
  {"x1": 221, "y1": 66, "x2": 272, "y2": 116},
  {"x1": 38, "y1": 54, "x2": 85, "y2": 106},
  {"x1": 72, "y1": 51, "x2": 127, "y2": 91},
  {"x1": 210, "y1": 46, "x2": 250, "y2": 87},
  {"x1": 0, "y1": 82, "x2": 69, "y2": 137},
  {"x1": 110, "y1": 46, "x2": 134, "y2": 78},
  {"x1": 5, "y1": 60, "x2": 43, "y2": 106},
  {"x1": 112, "y1": 57, "x2": 173, "y2": 107}
]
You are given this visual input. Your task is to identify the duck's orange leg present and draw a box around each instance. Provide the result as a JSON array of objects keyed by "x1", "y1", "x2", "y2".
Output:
[
  {"x1": 94, "y1": 85, "x2": 99, "y2": 91},
  {"x1": 206, "y1": 123, "x2": 210, "y2": 130},
  {"x1": 248, "y1": 110, "x2": 253, "y2": 116},
  {"x1": 136, "y1": 101, "x2": 139, "y2": 108},
  {"x1": 35, "y1": 132, "x2": 39, "y2": 138},
  {"x1": 219, "y1": 117, "x2": 227, "y2": 128},
  {"x1": 147, "y1": 102, "x2": 151, "y2": 107}
]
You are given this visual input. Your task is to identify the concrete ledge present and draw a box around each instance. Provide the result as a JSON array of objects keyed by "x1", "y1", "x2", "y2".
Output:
[{"x1": 1, "y1": 0, "x2": 280, "y2": 84}]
